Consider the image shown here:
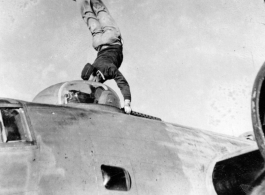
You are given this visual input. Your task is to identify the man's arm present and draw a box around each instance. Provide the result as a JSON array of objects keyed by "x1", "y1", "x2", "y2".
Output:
[{"x1": 108, "y1": 67, "x2": 132, "y2": 114}]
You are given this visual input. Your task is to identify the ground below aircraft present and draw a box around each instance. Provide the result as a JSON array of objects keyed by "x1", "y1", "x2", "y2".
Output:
[{"x1": 1, "y1": 62, "x2": 265, "y2": 194}]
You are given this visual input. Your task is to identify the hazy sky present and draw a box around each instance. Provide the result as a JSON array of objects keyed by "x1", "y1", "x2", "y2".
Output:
[{"x1": 0, "y1": 0, "x2": 265, "y2": 136}]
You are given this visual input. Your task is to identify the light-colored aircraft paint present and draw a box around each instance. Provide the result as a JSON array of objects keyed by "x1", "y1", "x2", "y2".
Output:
[
  {"x1": 0, "y1": 95, "x2": 256, "y2": 195},
  {"x1": 0, "y1": 0, "x2": 265, "y2": 136}
]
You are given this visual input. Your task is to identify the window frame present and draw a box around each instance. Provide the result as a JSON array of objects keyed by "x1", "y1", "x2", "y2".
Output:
[{"x1": 0, "y1": 103, "x2": 34, "y2": 145}]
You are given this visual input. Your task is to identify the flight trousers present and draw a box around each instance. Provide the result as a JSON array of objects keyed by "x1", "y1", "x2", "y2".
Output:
[{"x1": 76, "y1": 0, "x2": 122, "y2": 50}]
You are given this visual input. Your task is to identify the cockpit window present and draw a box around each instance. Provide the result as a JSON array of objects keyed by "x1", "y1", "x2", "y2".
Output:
[
  {"x1": 0, "y1": 108, "x2": 32, "y2": 143},
  {"x1": 33, "y1": 81, "x2": 121, "y2": 109},
  {"x1": 65, "y1": 90, "x2": 96, "y2": 104},
  {"x1": 64, "y1": 86, "x2": 103, "y2": 104},
  {"x1": 64, "y1": 85, "x2": 120, "y2": 108}
]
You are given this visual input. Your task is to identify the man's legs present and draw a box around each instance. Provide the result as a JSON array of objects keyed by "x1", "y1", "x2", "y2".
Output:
[
  {"x1": 76, "y1": 0, "x2": 122, "y2": 50},
  {"x1": 76, "y1": 0, "x2": 104, "y2": 50},
  {"x1": 91, "y1": 0, "x2": 121, "y2": 47}
]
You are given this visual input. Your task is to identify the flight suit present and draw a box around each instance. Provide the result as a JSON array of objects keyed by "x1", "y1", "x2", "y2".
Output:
[{"x1": 76, "y1": 0, "x2": 131, "y2": 101}]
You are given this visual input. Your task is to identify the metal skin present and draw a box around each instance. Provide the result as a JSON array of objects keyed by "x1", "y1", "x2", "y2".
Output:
[{"x1": 0, "y1": 82, "x2": 258, "y2": 195}]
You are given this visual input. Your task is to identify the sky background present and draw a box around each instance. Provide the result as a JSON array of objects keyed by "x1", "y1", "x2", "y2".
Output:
[{"x1": 0, "y1": 0, "x2": 265, "y2": 136}]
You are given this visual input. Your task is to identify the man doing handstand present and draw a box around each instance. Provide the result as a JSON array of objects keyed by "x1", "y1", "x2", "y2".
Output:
[{"x1": 75, "y1": 0, "x2": 132, "y2": 114}]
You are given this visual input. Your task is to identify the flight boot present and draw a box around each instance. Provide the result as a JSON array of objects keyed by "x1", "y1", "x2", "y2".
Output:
[
  {"x1": 90, "y1": 0, "x2": 109, "y2": 16},
  {"x1": 75, "y1": 0, "x2": 97, "y2": 23}
]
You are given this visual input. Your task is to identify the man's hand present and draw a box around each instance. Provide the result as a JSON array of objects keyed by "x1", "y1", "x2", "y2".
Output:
[{"x1": 124, "y1": 99, "x2": 131, "y2": 114}]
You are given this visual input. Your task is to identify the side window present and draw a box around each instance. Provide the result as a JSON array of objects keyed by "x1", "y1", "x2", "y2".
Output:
[
  {"x1": 101, "y1": 165, "x2": 132, "y2": 191},
  {"x1": 0, "y1": 108, "x2": 32, "y2": 143}
]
